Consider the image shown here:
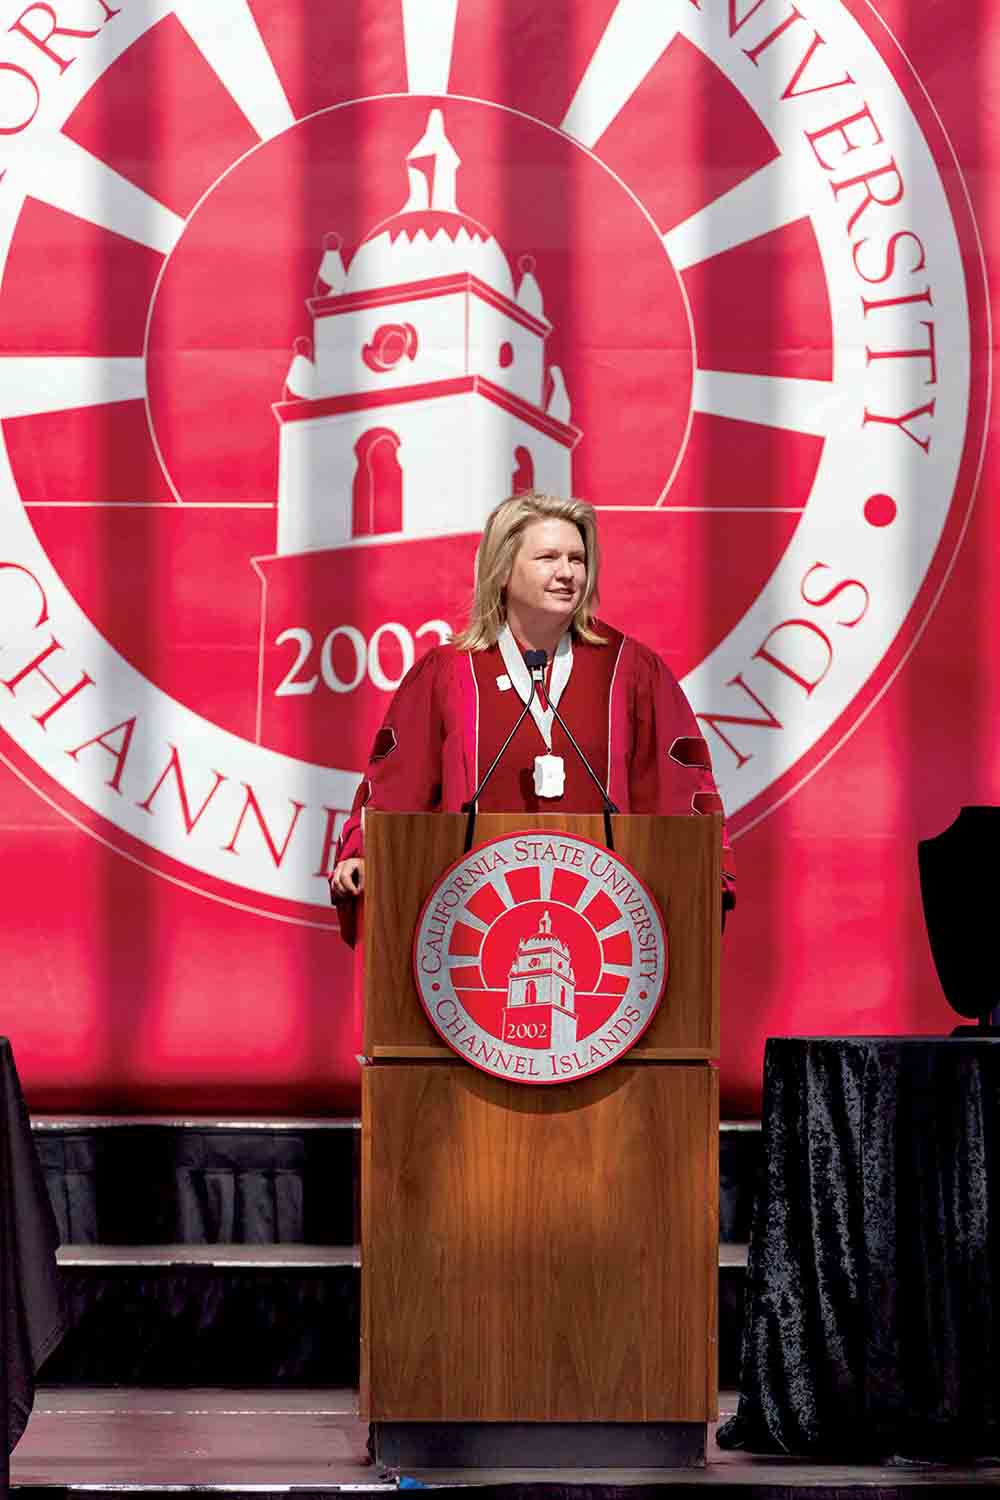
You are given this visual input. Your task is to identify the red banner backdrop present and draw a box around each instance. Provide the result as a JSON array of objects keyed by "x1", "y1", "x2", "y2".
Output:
[{"x1": 0, "y1": 0, "x2": 993, "y2": 1113}]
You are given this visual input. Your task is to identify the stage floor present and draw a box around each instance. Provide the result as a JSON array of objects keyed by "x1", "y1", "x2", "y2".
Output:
[{"x1": 12, "y1": 1389, "x2": 1000, "y2": 1491}]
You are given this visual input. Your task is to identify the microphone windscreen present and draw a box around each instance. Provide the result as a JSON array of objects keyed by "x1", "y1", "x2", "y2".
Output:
[{"x1": 524, "y1": 649, "x2": 547, "y2": 670}]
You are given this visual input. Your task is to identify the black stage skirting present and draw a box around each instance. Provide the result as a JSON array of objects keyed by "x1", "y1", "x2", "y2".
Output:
[
  {"x1": 36, "y1": 1122, "x2": 356, "y2": 1246},
  {"x1": 719, "y1": 1036, "x2": 1000, "y2": 1460},
  {"x1": 0, "y1": 1038, "x2": 64, "y2": 1475}
]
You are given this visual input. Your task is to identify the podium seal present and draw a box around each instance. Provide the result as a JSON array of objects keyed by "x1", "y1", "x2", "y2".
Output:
[{"x1": 413, "y1": 833, "x2": 668, "y2": 1084}]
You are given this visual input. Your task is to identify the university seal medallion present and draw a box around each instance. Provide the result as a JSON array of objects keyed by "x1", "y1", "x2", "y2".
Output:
[{"x1": 413, "y1": 832, "x2": 668, "y2": 1084}]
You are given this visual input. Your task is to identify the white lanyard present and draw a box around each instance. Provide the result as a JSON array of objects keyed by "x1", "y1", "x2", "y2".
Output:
[{"x1": 497, "y1": 625, "x2": 573, "y2": 751}]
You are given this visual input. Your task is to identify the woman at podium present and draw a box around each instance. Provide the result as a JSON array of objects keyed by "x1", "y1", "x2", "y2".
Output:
[{"x1": 330, "y1": 491, "x2": 734, "y2": 925}]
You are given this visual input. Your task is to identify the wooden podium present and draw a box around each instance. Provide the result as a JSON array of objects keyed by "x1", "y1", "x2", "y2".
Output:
[{"x1": 360, "y1": 811, "x2": 720, "y2": 1469}]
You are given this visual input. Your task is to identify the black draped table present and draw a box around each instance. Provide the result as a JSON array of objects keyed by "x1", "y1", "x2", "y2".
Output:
[
  {"x1": 718, "y1": 1037, "x2": 1000, "y2": 1460},
  {"x1": 0, "y1": 1038, "x2": 64, "y2": 1487}
]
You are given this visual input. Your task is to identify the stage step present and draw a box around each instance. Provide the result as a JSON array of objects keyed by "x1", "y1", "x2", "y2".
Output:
[
  {"x1": 42, "y1": 1245, "x2": 361, "y2": 1388},
  {"x1": 15, "y1": 1387, "x2": 1000, "y2": 1494},
  {"x1": 32, "y1": 1116, "x2": 761, "y2": 1244},
  {"x1": 56, "y1": 1242, "x2": 744, "y2": 1269},
  {"x1": 56, "y1": 1243, "x2": 362, "y2": 1268},
  {"x1": 40, "y1": 1243, "x2": 749, "y2": 1388},
  {"x1": 12, "y1": 1387, "x2": 376, "y2": 1491},
  {"x1": 31, "y1": 1116, "x2": 359, "y2": 1248},
  {"x1": 31, "y1": 1117, "x2": 759, "y2": 1389}
]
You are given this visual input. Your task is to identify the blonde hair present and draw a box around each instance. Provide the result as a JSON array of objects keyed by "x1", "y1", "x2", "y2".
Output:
[{"x1": 451, "y1": 491, "x2": 604, "y2": 651}]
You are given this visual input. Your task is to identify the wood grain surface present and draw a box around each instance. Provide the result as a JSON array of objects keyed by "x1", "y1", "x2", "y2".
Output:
[
  {"x1": 363, "y1": 812, "x2": 720, "y2": 1058},
  {"x1": 361, "y1": 1061, "x2": 719, "y2": 1423}
]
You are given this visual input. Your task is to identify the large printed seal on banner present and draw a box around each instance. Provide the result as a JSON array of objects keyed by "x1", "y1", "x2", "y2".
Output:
[
  {"x1": 0, "y1": 0, "x2": 989, "y2": 926},
  {"x1": 413, "y1": 833, "x2": 667, "y2": 1084}
]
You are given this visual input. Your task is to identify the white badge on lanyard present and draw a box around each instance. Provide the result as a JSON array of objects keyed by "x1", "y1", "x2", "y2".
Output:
[
  {"x1": 498, "y1": 626, "x2": 573, "y2": 799},
  {"x1": 533, "y1": 753, "x2": 566, "y2": 798}
]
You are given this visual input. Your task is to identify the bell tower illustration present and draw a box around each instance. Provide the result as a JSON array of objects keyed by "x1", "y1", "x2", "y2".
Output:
[
  {"x1": 271, "y1": 108, "x2": 580, "y2": 556},
  {"x1": 503, "y1": 909, "x2": 578, "y2": 1053}
]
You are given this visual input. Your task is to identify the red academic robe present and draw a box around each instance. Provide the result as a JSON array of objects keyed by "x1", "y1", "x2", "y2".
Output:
[{"x1": 333, "y1": 622, "x2": 735, "y2": 944}]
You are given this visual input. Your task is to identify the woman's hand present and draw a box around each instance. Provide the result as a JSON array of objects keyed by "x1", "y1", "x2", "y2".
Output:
[{"x1": 329, "y1": 858, "x2": 365, "y2": 899}]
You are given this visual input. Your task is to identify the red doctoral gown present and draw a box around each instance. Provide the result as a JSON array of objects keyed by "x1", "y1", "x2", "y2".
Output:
[{"x1": 334, "y1": 621, "x2": 735, "y2": 943}]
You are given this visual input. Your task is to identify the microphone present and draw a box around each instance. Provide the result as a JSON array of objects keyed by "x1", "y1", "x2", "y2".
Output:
[
  {"x1": 461, "y1": 646, "x2": 619, "y2": 851},
  {"x1": 461, "y1": 651, "x2": 545, "y2": 815}
]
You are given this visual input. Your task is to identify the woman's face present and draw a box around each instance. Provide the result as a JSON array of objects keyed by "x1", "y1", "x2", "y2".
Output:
[{"x1": 504, "y1": 518, "x2": 587, "y2": 632}]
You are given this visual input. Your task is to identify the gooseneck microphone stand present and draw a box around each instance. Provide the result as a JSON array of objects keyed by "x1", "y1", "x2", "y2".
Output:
[
  {"x1": 540, "y1": 681, "x2": 619, "y2": 849},
  {"x1": 461, "y1": 651, "x2": 546, "y2": 851},
  {"x1": 461, "y1": 648, "x2": 619, "y2": 852}
]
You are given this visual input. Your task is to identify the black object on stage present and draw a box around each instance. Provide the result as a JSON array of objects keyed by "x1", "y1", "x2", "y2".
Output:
[
  {"x1": 719, "y1": 1035, "x2": 1000, "y2": 1460},
  {"x1": 0, "y1": 1038, "x2": 65, "y2": 1476},
  {"x1": 919, "y1": 805, "x2": 1000, "y2": 1034}
]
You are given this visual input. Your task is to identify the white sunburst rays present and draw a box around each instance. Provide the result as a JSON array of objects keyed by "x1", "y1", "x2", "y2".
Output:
[
  {"x1": 439, "y1": 895, "x2": 492, "y2": 980},
  {"x1": 3, "y1": 131, "x2": 184, "y2": 254},
  {"x1": 401, "y1": 0, "x2": 693, "y2": 129},
  {"x1": 0, "y1": 357, "x2": 146, "y2": 421},
  {"x1": 667, "y1": 157, "x2": 840, "y2": 447},
  {"x1": 13, "y1": 0, "x2": 297, "y2": 254},
  {"x1": 443, "y1": 954, "x2": 485, "y2": 977},
  {"x1": 172, "y1": 0, "x2": 295, "y2": 141},
  {"x1": 0, "y1": 130, "x2": 183, "y2": 497},
  {"x1": 586, "y1": 913, "x2": 632, "y2": 943},
  {"x1": 442, "y1": 915, "x2": 487, "y2": 986},
  {"x1": 0, "y1": 0, "x2": 296, "y2": 261},
  {"x1": 569, "y1": 882, "x2": 634, "y2": 968},
  {"x1": 570, "y1": 876, "x2": 615, "y2": 923},
  {"x1": 0, "y1": 0, "x2": 300, "y2": 484},
  {"x1": 559, "y1": 0, "x2": 694, "y2": 149},
  {"x1": 545, "y1": 0, "x2": 844, "y2": 469},
  {"x1": 692, "y1": 370, "x2": 845, "y2": 441},
  {"x1": 435, "y1": 872, "x2": 636, "y2": 993},
  {"x1": 567, "y1": 877, "x2": 635, "y2": 992},
  {"x1": 0, "y1": 131, "x2": 167, "y2": 442},
  {"x1": 664, "y1": 157, "x2": 802, "y2": 273},
  {"x1": 0, "y1": 0, "x2": 839, "y2": 486},
  {"x1": 402, "y1": 0, "x2": 460, "y2": 96}
]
